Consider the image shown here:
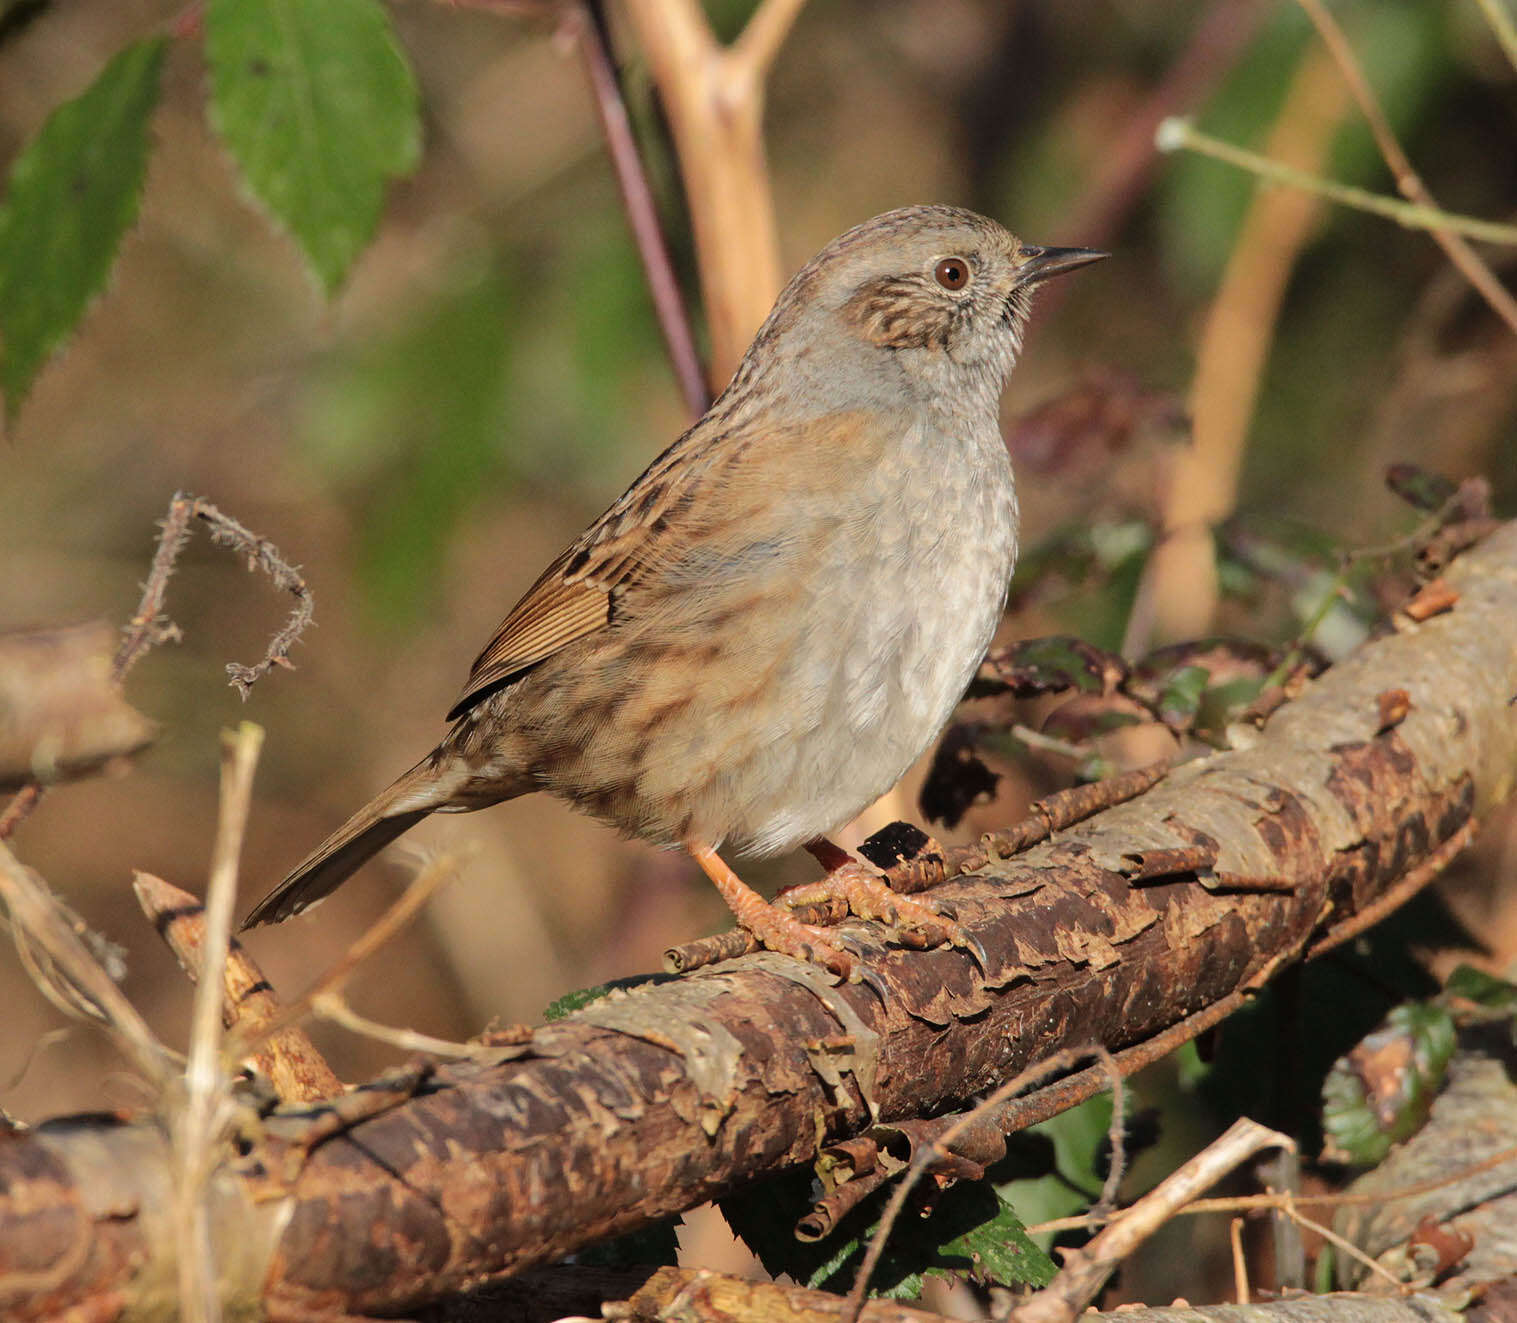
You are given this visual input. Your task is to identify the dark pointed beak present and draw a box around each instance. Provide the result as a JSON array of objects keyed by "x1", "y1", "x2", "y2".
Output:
[{"x1": 1015, "y1": 245, "x2": 1109, "y2": 285}]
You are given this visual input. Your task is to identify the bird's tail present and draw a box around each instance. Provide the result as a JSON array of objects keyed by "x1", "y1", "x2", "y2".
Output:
[{"x1": 241, "y1": 753, "x2": 471, "y2": 929}]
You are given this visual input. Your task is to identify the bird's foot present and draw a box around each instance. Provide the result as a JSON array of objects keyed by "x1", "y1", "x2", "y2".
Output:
[
  {"x1": 734, "y1": 899, "x2": 887, "y2": 993},
  {"x1": 685, "y1": 840, "x2": 884, "y2": 991},
  {"x1": 785, "y1": 846, "x2": 988, "y2": 973}
]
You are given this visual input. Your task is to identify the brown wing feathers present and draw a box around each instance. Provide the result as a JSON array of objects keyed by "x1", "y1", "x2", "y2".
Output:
[{"x1": 446, "y1": 429, "x2": 718, "y2": 720}]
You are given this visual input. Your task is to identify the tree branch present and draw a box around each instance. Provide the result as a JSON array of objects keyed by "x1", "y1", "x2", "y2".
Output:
[{"x1": 2, "y1": 522, "x2": 1516, "y2": 1320}]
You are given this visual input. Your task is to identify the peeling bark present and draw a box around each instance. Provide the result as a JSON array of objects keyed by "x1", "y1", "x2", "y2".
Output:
[{"x1": 3, "y1": 524, "x2": 1517, "y2": 1321}]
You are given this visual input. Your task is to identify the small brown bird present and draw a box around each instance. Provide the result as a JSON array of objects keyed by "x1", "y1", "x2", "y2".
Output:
[{"x1": 243, "y1": 206, "x2": 1104, "y2": 978}]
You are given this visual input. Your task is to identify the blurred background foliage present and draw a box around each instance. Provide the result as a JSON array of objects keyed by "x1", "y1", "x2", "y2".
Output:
[{"x1": 2, "y1": 0, "x2": 1517, "y2": 1299}]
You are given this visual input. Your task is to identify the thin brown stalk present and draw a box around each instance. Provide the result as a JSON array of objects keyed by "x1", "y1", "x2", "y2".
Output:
[
  {"x1": 1230, "y1": 1216, "x2": 1250, "y2": 1304},
  {"x1": 1297, "y1": 0, "x2": 1517, "y2": 335},
  {"x1": 1473, "y1": 0, "x2": 1517, "y2": 74},
  {"x1": 1024, "y1": 1140, "x2": 1517, "y2": 1236},
  {"x1": 565, "y1": 1, "x2": 709, "y2": 418},
  {"x1": 844, "y1": 1047, "x2": 1117, "y2": 1323},
  {"x1": 1306, "y1": 819, "x2": 1477, "y2": 960},
  {"x1": 1012, "y1": 1119, "x2": 1293, "y2": 1323},
  {"x1": 0, "y1": 493, "x2": 311, "y2": 839},
  {"x1": 0, "y1": 841, "x2": 171, "y2": 1084},
  {"x1": 312, "y1": 992, "x2": 491, "y2": 1059},
  {"x1": 1279, "y1": 1200, "x2": 1408, "y2": 1294},
  {"x1": 231, "y1": 852, "x2": 463, "y2": 1064}
]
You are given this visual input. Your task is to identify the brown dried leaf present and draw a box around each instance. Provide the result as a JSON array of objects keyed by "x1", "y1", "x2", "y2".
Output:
[{"x1": 0, "y1": 623, "x2": 156, "y2": 789}]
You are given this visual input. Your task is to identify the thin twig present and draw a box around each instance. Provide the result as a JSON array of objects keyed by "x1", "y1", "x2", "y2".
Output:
[
  {"x1": 0, "y1": 784, "x2": 41, "y2": 842},
  {"x1": 312, "y1": 993, "x2": 493, "y2": 1060},
  {"x1": 1306, "y1": 818, "x2": 1477, "y2": 960},
  {"x1": 730, "y1": 0, "x2": 807, "y2": 84},
  {"x1": 115, "y1": 493, "x2": 195, "y2": 682},
  {"x1": 191, "y1": 500, "x2": 314, "y2": 698},
  {"x1": 1024, "y1": 1139, "x2": 1517, "y2": 1236},
  {"x1": 991, "y1": 988, "x2": 1251, "y2": 1138},
  {"x1": 1156, "y1": 119, "x2": 1517, "y2": 246},
  {"x1": 1230, "y1": 1217, "x2": 1250, "y2": 1304},
  {"x1": 1012, "y1": 1119, "x2": 1293, "y2": 1323},
  {"x1": 1473, "y1": 0, "x2": 1517, "y2": 73},
  {"x1": 1296, "y1": 0, "x2": 1517, "y2": 334},
  {"x1": 0, "y1": 841, "x2": 172, "y2": 1084},
  {"x1": 565, "y1": 1, "x2": 709, "y2": 418},
  {"x1": 844, "y1": 1047, "x2": 1117, "y2": 1323},
  {"x1": 1279, "y1": 1200, "x2": 1408, "y2": 1294},
  {"x1": 0, "y1": 493, "x2": 312, "y2": 839},
  {"x1": 231, "y1": 853, "x2": 464, "y2": 1064},
  {"x1": 1097, "y1": 1063, "x2": 1128, "y2": 1213}
]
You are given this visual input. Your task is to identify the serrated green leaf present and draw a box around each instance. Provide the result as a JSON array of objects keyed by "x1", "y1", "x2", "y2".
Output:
[
  {"x1": 541, "y1": 973, "x2": 673, "y2": 1022},
  {"x1": 543, "y1": 983, "x2": 616, "y2": 1022},
  {"x1": 994, "y1": 1094, "x2": 1113, "y2": 1244},
  {"x1": 721, "y1": 1163, "x2": 1054, "y2": 1299},
  {"x1": 0, "y1": 37, "x2": 165, "y2": 418},
  {"x1": 206, "y1": 0, "x2": 420, "y2": 292},
  {"x1": 576, "y1": 1216, "x2": 682, "y2": 1269},
  {"x1": 1444, "y1": 964, "x2": 1517, "y2": 1015},
  {"x1": 1155, "y1": 664, "x2": 1210, "y2": 727},
  {"x1": 1321, "y1": 1002, "x2": 1455, "y2": 1166}
]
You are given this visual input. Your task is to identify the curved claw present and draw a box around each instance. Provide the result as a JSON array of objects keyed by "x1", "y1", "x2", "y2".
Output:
[
  {"x1": 953, "y1": 927, "x2": 990, "y2": 976},
  {"x1": 846, "y1": 959, "x2": 891, "y2": 1002}
]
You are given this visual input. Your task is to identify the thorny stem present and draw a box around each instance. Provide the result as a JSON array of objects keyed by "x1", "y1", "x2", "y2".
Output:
[
  {"x1": 0, "y1": 493, "x2": 310, "y2": 839},
  {"x1": 1157, "y1": 118, "x2": 1517, "y2": 247}
]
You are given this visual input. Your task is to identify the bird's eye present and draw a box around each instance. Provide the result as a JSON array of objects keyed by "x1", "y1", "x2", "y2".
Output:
[{"x1": 934, "y1": 257, "x2": 970, "y2": 290}]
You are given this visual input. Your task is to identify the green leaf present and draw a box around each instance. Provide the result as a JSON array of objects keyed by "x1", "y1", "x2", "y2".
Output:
[
  {"x1": 543, "y1": 983, "x2": 616, "y2": 1022},
  {"x1": 1443, "y1": 964, "x2": 1517, "y2": 1021},
  {"x1": 994, "y1": 1094, "x2": 1113, "y2": 1244},
  {"x1": 1154, "y1": 664, "x2": 1210, "y2": 728},
  {"x1": 576, "y1": 1216, "x2": 682, "y2": 1269},
  {"x1": 206, "y1": 0, "x2": 420, "y2": 293},
  {"x1": 721, "y1": 1163, "x2": 1054, "y2": 1299},
  {"x1": 1385, "y1": 463, "x2": 1457, "y2": 514},
  {"x1": 1321, "y1": 1002, "x2": 1455, "y2": 1166},
  {"x1": 0, "y1": 37, "x2": 166, "y2": 418},
  {"x1": 542, "y1": 973, "x2": 674, "y2": 1022}
]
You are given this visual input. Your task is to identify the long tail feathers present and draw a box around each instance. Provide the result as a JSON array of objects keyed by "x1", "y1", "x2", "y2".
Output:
[{"x1": 241, "y1": 758, "x2": 454, "y2": 930}]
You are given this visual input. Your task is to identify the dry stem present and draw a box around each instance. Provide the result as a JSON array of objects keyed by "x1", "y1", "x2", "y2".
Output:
[
  {"x1": 619, "y1": 0, "x2": 802, "y2": 385},
  {"x1": 1296, "y1": 0, "x2": 1517, "y2": 335},
  {"x1": 0, "y1": 841, "x2": 171, "y2": 1084},
  {"x1": 231, "y1": 852, "x2": 464, "y2": 1064},
  {"x1": 1011, "y1": 1118, "x2": 1293, "y2": 1323},
  {"x1": 174, "y1": 722, "x2": 264, "y2": 1323}
]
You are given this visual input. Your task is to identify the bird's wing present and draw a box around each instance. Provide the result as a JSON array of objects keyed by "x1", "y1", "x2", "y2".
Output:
[{"x1": 445, "y1": 424, "x2": 723, "y2": 719}]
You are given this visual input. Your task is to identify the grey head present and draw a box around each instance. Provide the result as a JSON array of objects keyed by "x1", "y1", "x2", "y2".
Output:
[{"x1": 724, "y1": 205, "x2": 1106, "y2": 415}]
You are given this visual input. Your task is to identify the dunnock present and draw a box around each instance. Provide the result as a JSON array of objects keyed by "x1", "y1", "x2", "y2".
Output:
[{"x1": 243, "y1": 205, "x2": 1104, "y2": 979}]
